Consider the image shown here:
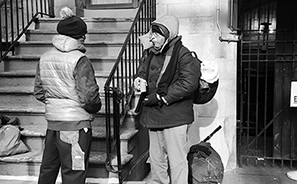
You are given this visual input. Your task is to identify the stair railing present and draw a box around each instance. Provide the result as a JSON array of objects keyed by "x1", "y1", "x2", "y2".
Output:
[
  {"x1": 104, "y1": 0, "x2": 156, "y2": 183},
  {"x1": 0, "y1": 0, "x2": 55, "y2": 62}
]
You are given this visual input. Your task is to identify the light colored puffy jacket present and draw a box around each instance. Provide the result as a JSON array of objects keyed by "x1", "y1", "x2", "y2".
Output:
[{"x1": 39, "y1": 35, "x2": 93, "y2": 121}]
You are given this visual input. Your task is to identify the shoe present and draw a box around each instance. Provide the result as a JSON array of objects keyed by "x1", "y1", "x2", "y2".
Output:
[{"x1": 287, "y1": 170, "x2": 297, "y2": 180}]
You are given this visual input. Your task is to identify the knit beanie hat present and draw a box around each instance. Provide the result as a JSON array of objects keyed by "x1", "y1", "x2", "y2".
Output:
[
  {"x1": 151, "y1": 24, "x2": 169, "y2": 40},
  {"x1": 56, "y1": 7, "x2": 87, "y2": 39}
]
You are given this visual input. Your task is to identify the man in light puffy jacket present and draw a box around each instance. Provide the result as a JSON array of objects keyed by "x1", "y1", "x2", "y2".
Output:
[
  {"x1": 34, "y1": 7, "x2": 101, "y2": 184},
  {"x1": 134, "y1": 15, "x2": 201, "y2": 184}
]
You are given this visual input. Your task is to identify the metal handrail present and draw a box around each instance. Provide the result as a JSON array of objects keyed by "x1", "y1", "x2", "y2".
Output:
[
  {"x1": 0, "y1": 0, "x2": 55, "y2": 62},
  {"x1": 104, "y1": 0, "x2": 156, "y2": 183}
]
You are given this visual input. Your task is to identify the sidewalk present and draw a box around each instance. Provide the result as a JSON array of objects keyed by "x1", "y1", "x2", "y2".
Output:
[
  {"x1": 144, "y1": 165, "x2": 297, "y2": 184},
  {"x1": 0, "y1": 165, "x2": 297, "y2": 184},
  {"x1": 222, "y1": 165, "x2": 297, "y2": 184}
]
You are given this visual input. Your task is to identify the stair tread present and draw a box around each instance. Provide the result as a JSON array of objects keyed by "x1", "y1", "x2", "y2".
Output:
[
  {"x1": 0, "y1": 103, "x2": 106, "y2": 115},
  {"x1": 18, "y1": 40, "x2": 124, "y2": 45},
  {"x1": 0, "y1": 103, "x2": 44, "y2": 113},
  {"x1": 0, "y1": 70, "x2": 110, "y2": 77},
  {"x1": 38, "y1": 17, "x2": 133, "y2": 22},
  {"x1": 20, "y1": 126, "x2": 108, "y2": 138},
  {"x1": 0, "y1": 86, "x2": 105, "y2": 94},
  {"x1": 20, "y1": 126, "x2": 138, "y2": 140},
  {"x1": 27, "y1": 29, "x2": 129, "y2": 34},
  {"x1": 0, "y1": 150, "x2": 133, "y2": 165},
  {"x1": 0, "y1": 86, "x2": 33, "y2": 93},
  {"x1": 5, "y1": 55, "x2": 117, "y2": 60},
  {"x1": 0, "y1": 176, "x2": 146, "y2": 184},
  {"x1": 0, "y1": 150, "x2": 43, "y2": 163}
]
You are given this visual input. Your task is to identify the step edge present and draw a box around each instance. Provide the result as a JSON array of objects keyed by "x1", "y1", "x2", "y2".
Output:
[
  {"x1": 17, "y1": 41, "x2": 124, "y2": 45},
  {"x1": 37, "y1": 17, "x2": 133, "y2": 22},
  {"x1": 20, "y1": 126, "x2": 135, "y2": 139},
  {"x1": 5, "y1": 55, "x2": 117, "y2": 60},
  {"x1": 0, "y1": 175, "x2": 146, "y2": 184},
  {"x1": 27, "y1": 29, "x2": 129, "y2": 34},
  {"x1": 0, "y1": 86, "x2": 105, "y2": 95},
  {"x1": 0, "y1": 70, "x2": 111, "y2": 76}
]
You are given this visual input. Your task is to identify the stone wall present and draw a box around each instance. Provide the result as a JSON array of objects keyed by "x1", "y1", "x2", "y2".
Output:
[
  {"x1": 156, "y1": 0, "x2": 237, "y2": 171},
  {"x1": 53, "y1": 0, "x2": 76, "y2": 16}
]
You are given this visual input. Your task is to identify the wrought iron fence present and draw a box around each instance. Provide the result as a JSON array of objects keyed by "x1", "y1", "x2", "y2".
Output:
[
  {"x1": 104, "y1": 0, "x2": 156, "y2": 182},
  {"x1": 0, "y1": 0, "x2": 54, "y2": 61},
  {"x1": 238, "y1": 29, "x2": 297, "y2": 168}
]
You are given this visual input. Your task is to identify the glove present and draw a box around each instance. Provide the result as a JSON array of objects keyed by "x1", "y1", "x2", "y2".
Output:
[
  {"x1": 143, "y1": 93, "x2": 164, "y2": 107},
  {"x1": 134, "y1": 77, "x2": 147, "y2": 92}
]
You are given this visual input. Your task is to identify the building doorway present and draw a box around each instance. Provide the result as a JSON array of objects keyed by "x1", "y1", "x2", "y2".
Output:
[
  {"x1": 85, "y1": 0, "x2": 139, "y2": 9},
  {"x1": 237, "y1": 0, "x2": 297, "y2": 168}
]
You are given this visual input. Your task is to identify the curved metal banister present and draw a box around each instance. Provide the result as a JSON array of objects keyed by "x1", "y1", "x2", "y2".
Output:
[
  {"x1": 0, "y1": 0, "x2": 55, "y2": 62},
  {"x1": 104, "y1": 0, "x2": 156, "y2": 183}
]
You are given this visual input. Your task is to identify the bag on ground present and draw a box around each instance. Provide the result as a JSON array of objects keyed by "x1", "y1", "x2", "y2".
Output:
[
  {"x1": 0, "y1": 115, "x2": 29, "y2": 157},
  {"x1": 187, "y1": 141, "x2": 224, "y2": 184}
]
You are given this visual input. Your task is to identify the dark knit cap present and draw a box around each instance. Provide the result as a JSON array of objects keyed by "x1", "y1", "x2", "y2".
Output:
[
  {"x1": 57, "y1": 16, "x2": 87, "y2": 39},
  {"x1": 152, "y1": 24, "x2": 169, "y2": 39}
]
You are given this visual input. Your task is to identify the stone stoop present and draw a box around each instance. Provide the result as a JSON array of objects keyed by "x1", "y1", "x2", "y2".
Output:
[
  {"x1": 0, "y1": 125, "x2": 137, "y2": 177},
  {"x1": 0, "y1": 13, "x2": 150, "y2": 182},
  {"x1": 0, "y1": 175, "x2": 147, "y2": 184}
]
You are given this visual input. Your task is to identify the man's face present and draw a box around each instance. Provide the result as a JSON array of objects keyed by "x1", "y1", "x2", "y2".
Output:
[{"x1": 150, "y1": 32, "x2": 166, "y2": 50}]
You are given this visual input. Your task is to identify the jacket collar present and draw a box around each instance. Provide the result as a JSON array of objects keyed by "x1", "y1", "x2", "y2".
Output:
[
  {"x1": 149, "y1": 36, "x2": 182, "y2": 55},
  {"x1": 52, "y1": 35, "x2": 86, "y2": 53}
]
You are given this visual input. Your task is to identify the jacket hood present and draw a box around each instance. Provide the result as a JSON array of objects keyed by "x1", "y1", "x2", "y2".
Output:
[
  {"x1": 52, "y1": 35, "x2": 86, "y2": 53},
  {"x1": 138, "y1": 15, "x2": 180, "y2": 52},
  {"x1": 152, "y1": 15, "x2": 179, "y2": 42}
]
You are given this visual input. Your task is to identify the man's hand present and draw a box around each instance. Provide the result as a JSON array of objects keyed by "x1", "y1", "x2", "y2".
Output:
[
  {"x1": 143, "y1": 93, "x2": 165, "y2": 107},
  {"x1": 143, "y1": 93, "x2": 159, "y2": 106}
]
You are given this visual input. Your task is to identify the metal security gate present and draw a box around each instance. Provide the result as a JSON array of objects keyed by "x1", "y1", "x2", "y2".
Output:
[
  {"x1": 238, "y1": 29, "x2": 297, "y2": 167},
  {"x1": 237, "y1": 0, "x2": 297, "y2": 167}
]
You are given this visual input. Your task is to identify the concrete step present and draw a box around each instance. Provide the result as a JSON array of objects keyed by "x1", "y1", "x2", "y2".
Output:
[
  {"x1": 0, "y1": 103, "x2": 107, "y2": 130},
  {"x1": 0, "y1": 109, "x2": 106, "y2": 126},
  {"x1": 0, "y1": 112, "x2": 148, "y2": 180},
  {"x1": 0, "y1": 175, "x2": 147, "y2": 184},
  {"x1": 0, "y1": 150, "x2": 133, "y2": 178},
  {"x1": 26, "y1": 29, "x2": 128, "y2": 42},
  {"x1": 0, "y1": 86, "x2": 105, "y2": 108},
  {"x1": 0, "y1": 70, "x2": 109, "y2": 89},
  {"x1": 15, "y1": 41, "x2": 123, "y2": 57},
  {"x1": 3, "y1": 55, "x2": 116, "y2": 72},
  {"x1": 20, "y1": 126, "x2": 108, "y2": 152},
  {"x1": 83, "y1": 8, "x2": 138, "y2": 19},
  {"x1": 35, "y1": 17, "x2": 133, "y2": 31},
  {"x1": 20, "y1": 126, "x2": 137, "y2": 153}
]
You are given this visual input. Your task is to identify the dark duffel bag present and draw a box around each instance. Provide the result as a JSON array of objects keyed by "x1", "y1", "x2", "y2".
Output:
[{"x1": 188, "y1": 126, "x2": 224, "y2": 184}]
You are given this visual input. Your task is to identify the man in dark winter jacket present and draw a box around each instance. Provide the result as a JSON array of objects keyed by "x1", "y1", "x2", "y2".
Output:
[
  {"x1": 34, "y1": 7, "x2": 101, "y2": 184},
  {"x1": 134, "y1": 15, "x2": 201, "y2": 184}
]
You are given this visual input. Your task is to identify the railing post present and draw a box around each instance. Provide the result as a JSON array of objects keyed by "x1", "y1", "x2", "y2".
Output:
[
  {"x1": 49, "y1": 0, "x2": 55, "y2": 17},
  {"x1": 104, "y1": 0, "x2": 156, "y2": 182},
  {"x1": 113, "y1": 88, "x2": 123, "y2": 183}
]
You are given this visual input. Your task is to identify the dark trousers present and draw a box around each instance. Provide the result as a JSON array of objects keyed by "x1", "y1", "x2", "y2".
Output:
[{"x1": 38, "y1": 129, "x2": 92, "y2": 184}]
